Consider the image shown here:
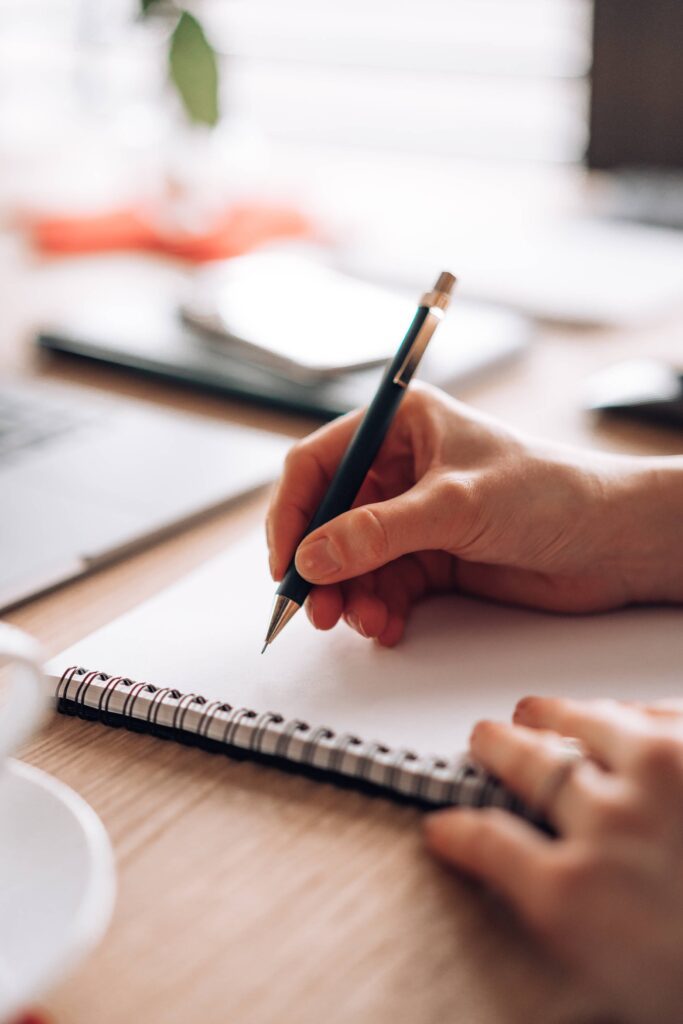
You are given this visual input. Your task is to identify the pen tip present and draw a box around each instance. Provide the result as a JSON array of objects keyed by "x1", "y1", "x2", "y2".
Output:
[{"x1": 261, "y1": 642, "x2": 268, "y2": 655}]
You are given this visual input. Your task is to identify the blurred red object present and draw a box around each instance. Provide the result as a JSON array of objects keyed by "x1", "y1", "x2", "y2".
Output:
[
  {"x1": 26, "y1": 201, "x2": 316, "y2": 262},
  {"x1": 12, "y1": 1012, "x2": 50, "y2": 1024}
]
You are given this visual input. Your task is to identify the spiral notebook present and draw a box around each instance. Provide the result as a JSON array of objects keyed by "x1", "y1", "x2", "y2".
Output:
[{"x1": 45, "y1": 533, "x2": 683, "y2": 813}]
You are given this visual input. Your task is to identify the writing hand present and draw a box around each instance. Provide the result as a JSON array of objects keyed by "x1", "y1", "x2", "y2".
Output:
[{"x1": 267, "y1": 383, "x2": 683, "y2": 644}]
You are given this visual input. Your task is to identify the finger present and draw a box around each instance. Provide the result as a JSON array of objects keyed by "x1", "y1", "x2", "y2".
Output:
[
  {"x1": 469, "y1": 721, "x2": 582, "y2": 823},
  {"x1": 341, "y1": 578, "x2": 389, "y2": 639},
  {"x1": 626, "y1": 699, "x2": 683, "y2": 720},
  {"x1": 266, "y1": 408, "x2": 364, "y2": 580},
  {"x1": 372, "y1": 563, "x2": 411, "y2": 647},
  {"x1": 373, "y1": 561, "x2": 411, "y2": 618},
  {"x1": 381, "y1": 554, "x2": 430, "y2": 609},
  {"x1": 376, "y1": 613, "x2": 406, "y2": 647},
  {"x1": 294, "y1": 478, "x2": 452, "y2": 584},
  {"x1": 305, "y1": 585, "x2": 344, "y2": 631},
  {"x1": 468, "y1": 720, "x2": 618, "y2": 834},
  {"x1": 424, "y1": 807, "x2": 552, "y2": 921},
  {"x1": 513, "y1": 697, "x2": 645, "y2": 770}
]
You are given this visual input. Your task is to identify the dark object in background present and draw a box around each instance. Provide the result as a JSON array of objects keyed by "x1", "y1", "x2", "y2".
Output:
[
  {"x1": 589, "y1": 0, "x2": 683, "y2": 170},
  {"x1": 36, "y1": 263, "x2": 528, "y2": 420},
  {"x1": 589, "y1": 0, "x2": 683, "y2": 229},
  {"x1": 584, "y1": 359, "x2": 683, "y2": 430}
]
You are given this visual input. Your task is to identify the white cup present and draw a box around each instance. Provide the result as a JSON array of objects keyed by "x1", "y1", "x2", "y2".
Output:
[{"x1": 0, "y1": 622, "x2": 46, "y2": 764}]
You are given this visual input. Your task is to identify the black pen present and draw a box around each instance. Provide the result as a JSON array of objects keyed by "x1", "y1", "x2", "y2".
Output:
[{"x1": 262, "y1": 271, "x2": 456, "y2": 652}]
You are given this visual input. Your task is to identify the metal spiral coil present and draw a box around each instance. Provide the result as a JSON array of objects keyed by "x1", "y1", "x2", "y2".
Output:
[{"x1": 55, "y1": 665, "x2": 526, "y2": 814}]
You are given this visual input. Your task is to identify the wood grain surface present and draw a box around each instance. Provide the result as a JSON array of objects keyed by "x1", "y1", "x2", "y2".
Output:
[{"x1": 5, "y1": 241, "x2": 683, "y2": 1024}]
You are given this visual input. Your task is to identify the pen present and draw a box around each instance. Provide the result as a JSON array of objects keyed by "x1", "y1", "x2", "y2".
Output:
[{"x1": 262, "y1": 270, "x2": 456, "y2": 652}]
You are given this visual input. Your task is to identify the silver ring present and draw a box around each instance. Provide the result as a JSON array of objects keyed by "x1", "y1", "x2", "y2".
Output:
[{"x1": 532, "y1": 743, "x2": 584, "y2": 814}]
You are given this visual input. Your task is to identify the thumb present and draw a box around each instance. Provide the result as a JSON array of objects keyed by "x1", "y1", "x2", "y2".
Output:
[{"x1": 294, "y1": 482, "x2": 451, "y2": 584}]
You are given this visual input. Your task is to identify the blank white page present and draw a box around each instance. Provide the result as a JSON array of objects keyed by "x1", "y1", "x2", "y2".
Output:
[{"x1": 47, "y1": 533, "x2": 683, "y2": 760}]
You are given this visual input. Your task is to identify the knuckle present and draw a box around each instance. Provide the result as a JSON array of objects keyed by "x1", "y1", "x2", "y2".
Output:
[
  {"x1": 435, "y1": 471, "x2": 469, "y2": 502},
  {"x1": 431, "y1": 474, "x2": 479, "y2": 522},
  {"x1": 353, "y1": 505, "x2": 390, "y2": 562},
  {"x1": 436, "y1": 473, "x2": 484, "y2": 549},
  {"x1": 283, "y1": 442, "x2": 305, "y2": 471}
]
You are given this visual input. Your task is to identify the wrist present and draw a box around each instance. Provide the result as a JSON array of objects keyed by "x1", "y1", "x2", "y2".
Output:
[{"x1": 608, "y1": 456, "x2": 683, "y2": 604}]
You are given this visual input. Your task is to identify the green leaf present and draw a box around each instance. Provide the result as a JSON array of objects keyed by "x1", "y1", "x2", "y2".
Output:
[
  {"x1": 169, "y1": 11, "x2": 220, "y2": 127},
  {"x1": 140, "y1": 0, "x2": 162, "y2": 12}
]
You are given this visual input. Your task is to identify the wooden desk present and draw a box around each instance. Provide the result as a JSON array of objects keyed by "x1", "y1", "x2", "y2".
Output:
[{"x1": 6, "y1": 246, "x2": 683, "y2": 1024}]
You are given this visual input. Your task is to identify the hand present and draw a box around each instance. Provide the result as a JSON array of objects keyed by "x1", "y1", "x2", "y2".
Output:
[
  {"x1": 266, "y1": 383, "x2": 683, "y2": 644},
  {"x1": 424, "y1": 697, "x2": 683, "y2": 1024}
]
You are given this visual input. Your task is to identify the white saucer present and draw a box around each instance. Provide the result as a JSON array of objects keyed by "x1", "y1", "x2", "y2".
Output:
[{"x1": 0, "y1": 759, "x2": 115, "y2": 1023}]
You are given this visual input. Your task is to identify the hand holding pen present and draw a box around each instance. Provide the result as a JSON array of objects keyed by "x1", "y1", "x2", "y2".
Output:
[
  {"x1": 262, "y1": 272, "x2": 456, "y2": 649},
  {"x1": 266, "y1": 300, "x2": 683, "y2": 645}
]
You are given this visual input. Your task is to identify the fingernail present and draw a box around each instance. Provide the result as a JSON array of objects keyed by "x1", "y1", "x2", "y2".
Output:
[
  {"x1": 513, "y1": 696, "x2": 538, "y2": 720},
  {"x1": 305, "y1": 599, "x2": 316, "y2": 627},
  {"x1": 265, "y1": 518, "x2": 276, "y2": 579},
  {"x1": 346, "y1": 613, "x2": 369, "y2": 638},
  {"x1": 470, "y1": 719, "x2": 495, "y2": 741},
  {"x1": 295, "y1": 537, "x2": 342, "y2": 579}
]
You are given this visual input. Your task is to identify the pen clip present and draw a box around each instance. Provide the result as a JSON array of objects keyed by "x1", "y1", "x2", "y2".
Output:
[{"x1": 393, "y1": 307, "x2": 444, "y2": 388}]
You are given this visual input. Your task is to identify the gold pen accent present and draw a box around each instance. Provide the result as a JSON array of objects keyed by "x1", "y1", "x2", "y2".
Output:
[{"x1": 393, "y1": 272, "x2": 456, "y2": 388}]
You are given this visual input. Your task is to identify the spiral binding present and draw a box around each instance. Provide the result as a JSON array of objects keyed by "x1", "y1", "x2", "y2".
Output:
[{"x1": 55, "y1": 665, "x2": 527, "y2": 812}]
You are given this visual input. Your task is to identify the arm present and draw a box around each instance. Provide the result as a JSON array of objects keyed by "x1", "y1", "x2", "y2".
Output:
[{"x1": 615, "y1": 456, "x2": 683, "y2": 603}]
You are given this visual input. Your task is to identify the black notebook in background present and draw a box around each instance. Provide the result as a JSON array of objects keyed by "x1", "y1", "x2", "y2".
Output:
[{"x1": 36, "y1": 255, "x2": 529, "y2": 419}]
